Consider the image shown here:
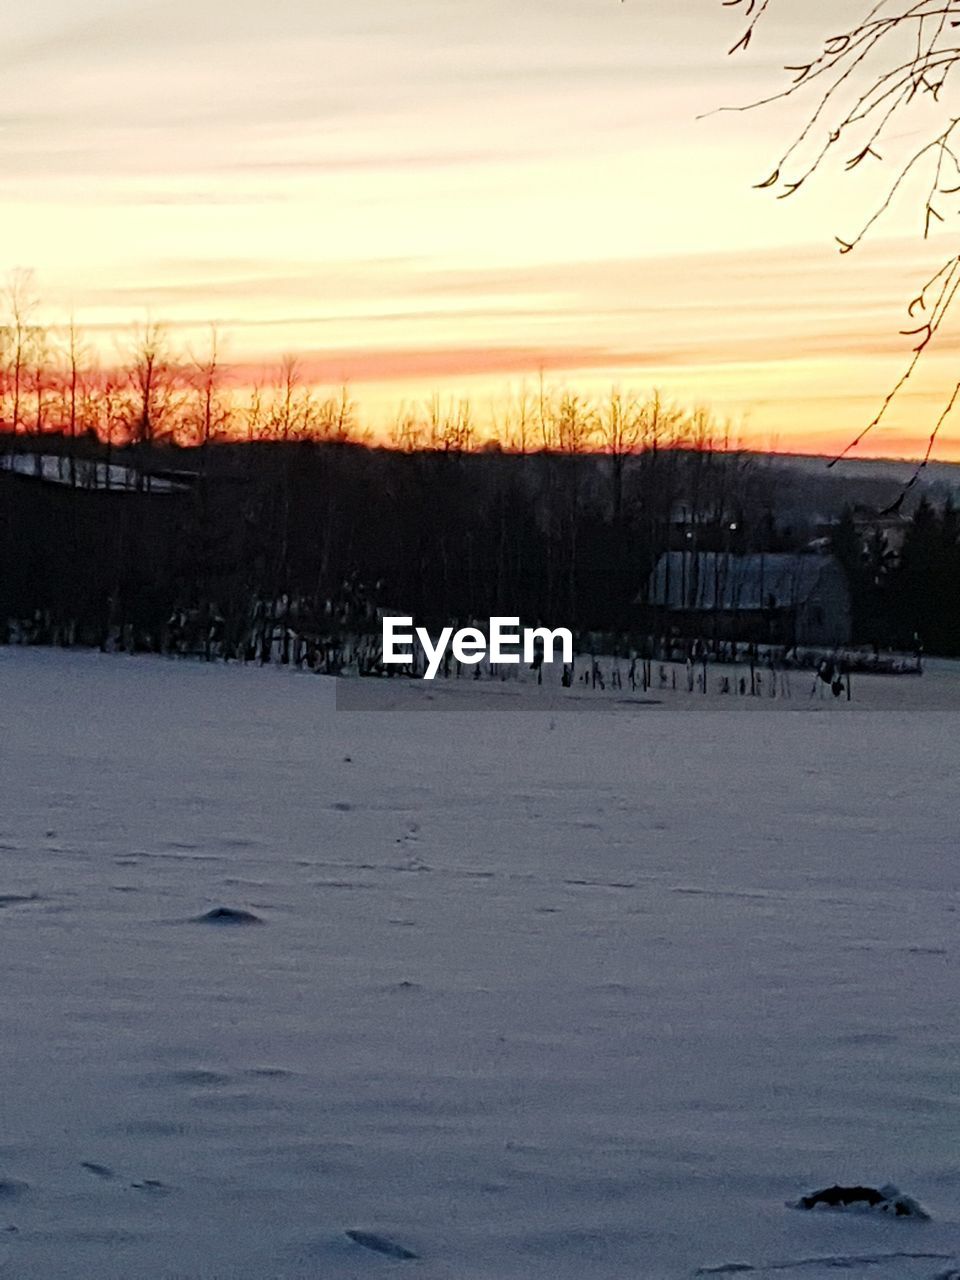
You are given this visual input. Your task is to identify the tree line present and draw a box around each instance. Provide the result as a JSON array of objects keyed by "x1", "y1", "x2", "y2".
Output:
[
  {"x1": 1, "y1": 412, "x2": 785, "y2": 660},
  {"x1": 1, "y1": 269, "x2": 955, "y2": 662},
  {"x1": 832, "y1": 498, "x2": 960, "y2": 657},
  {"x1": 0, "y1": 270, "x2": 743, "y2": 462}
]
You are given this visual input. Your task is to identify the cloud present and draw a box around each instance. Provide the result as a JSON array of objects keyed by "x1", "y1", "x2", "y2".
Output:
[{"x1": 4, "y1": 0, "x2": 949, "y2": 457}]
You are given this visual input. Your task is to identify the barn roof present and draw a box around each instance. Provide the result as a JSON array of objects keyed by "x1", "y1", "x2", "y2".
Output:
[
  {"x1": 0, "y1": 454, "x2": 189, "y2": 493},
  {"x1": 645, "y1": 552, "x2": 837, "y2": 611}
]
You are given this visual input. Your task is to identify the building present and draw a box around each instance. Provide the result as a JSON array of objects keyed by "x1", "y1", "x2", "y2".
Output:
[
  {"x1": 0, "y1": 452, "x2": 191, "y2": 642},
  {"x1": 641, "y1": 551, "x2": 852, "y2": 648},
  {"x1": 811, "y1": 504, "x2": 911, "y2": 565}
]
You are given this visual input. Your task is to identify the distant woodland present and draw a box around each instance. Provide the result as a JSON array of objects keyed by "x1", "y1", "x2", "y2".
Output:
[{"x1": 0, "y1": 287, "x2": 958, "y2": 660}]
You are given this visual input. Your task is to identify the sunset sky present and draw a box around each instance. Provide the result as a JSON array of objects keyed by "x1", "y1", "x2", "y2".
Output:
[{"x1": 4, "y1": 0, "x2": 959, "y2": 456}]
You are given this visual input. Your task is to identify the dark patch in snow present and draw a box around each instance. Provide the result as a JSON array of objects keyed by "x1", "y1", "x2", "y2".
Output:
[
  {"x1": 0, "y1": 1180, "x2": 28, "y2": 1200},
  {"x1": 313, "y1": 879, "x2": 374, "y2": 890},
  {"x1": 564, "y1": 878, "x2": 635, "y2": 890},
  {"x1": 191, "y1": 907, "x2": 263, "y2": 925},
  {"x1": 49, "y1": 1227, "x2": 149, "y2": 1245},
  {"x1": 696, "y1": 1266, "x2": 754, "y2": 1276},
  {"x1": 346, "y1": 1230, "x2": 418, "y2": 1260},
  {"x1": 190, "y1": 1090, "x2": 258, "y2": 1114},
  {"x1": 151, "y1": 1068, "x2": 230, "y2": 1088},
  {"x1": 836, "y1": 1032, "x2": 899, "y2": 1046},
  {"x1": 791, "y1": 1184, "x2": 930, "y2": 1219},
  {"x1": 671, "y1": 886, "x2": 778, "y2": 901},
  {"x1": 119, "y1": 1119, "x2": 191, "y2": 1138},
  {"x1": 700, "y1": 1254, "x2": 954, "y2": 1276},
  {"x1": 330, "y1": 801, "x2": 352, "y2": 811},
  {"x1": 80, "y1": 1162, "x2": 115, "y2": 1180},
  {"x1": 0, "y1": 893, "x2": 43, "y2": 908},
  {"x1": 131, "y1": 1179, "x2": 172, "y2": 1194},
  {"x1": 148, "y1": 850, "x2": 226, "y2": 864}
]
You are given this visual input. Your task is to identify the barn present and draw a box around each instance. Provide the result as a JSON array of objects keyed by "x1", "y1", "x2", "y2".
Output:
[{"x1": 641, "y1": 551, "x2": 852, "y2": 648}]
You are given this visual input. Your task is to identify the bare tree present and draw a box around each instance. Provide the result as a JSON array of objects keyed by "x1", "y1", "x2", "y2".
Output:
[
  {"x1": 3, "y1": 269, "x2": 39, "y2": 439},
  {"x1": 185, "y1": 325, "x2": 232, "y2": 450},
  {"x1": 123, "y1": 322, "x2": 182, "y2": 486},
  {"x1": 267, "y1": 354, "x2": 310, "y2": 442},
  {"x1": 95, "y1": 370, "x2": 131, "y2": 488},
  {"x1": 390, "y1": 403, "x2": 424, "y2": 452},
  {"x1": 491, "y1": 382, "x2": 537, "y2": 453},
  {"x1": 598, "y1": 387, "x2": 644, "y2": 524},
  {"x1": 26, "y1": 324, "x2": 53, "y2": 472},
  {"x1": 424, "y1": 394, "x2": 476, "y2": 452},
  {"x1": 554, "y1": 390, "x2": 597, "y2": 454},
  {"x1": 316, "y1": 385, "x2": 358, "y2": 443},
  {"x1": 244, "y1": 381, "x2": 265, "y2": 442},
  {"x1": 722, "y1": 0, "x2": 960, "y2": 491},
  {"x1": 60, "y1": 316, "x2": 93, "y2": 487},
  {"x1": 0, "y1": 327, "x2": 8, "y2": 435}
]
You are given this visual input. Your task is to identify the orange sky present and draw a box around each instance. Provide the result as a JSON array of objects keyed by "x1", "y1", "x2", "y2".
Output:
[{"x1": 4, "y1": 0, "x2": 960, "y2": 458}]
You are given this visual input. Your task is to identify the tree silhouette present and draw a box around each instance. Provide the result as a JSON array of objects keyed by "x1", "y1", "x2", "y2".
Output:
[{"x1": 723, "y1": 0, "x2": 960, "y2": 492}]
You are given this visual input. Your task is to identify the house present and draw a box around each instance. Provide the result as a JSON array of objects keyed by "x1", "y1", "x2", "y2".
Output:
[
  {"x1": 641, "y1": 551, "x2": 852, "y2": 648},
  {"x1": 849, "y1": 504, "x2": 911, "y2": 563},
  {"x1": 812, "y1": 504, "x2": 911, "y2": 564},
  {"x1": 662, "y1": 498, "x2": 746, "y2": 552}
]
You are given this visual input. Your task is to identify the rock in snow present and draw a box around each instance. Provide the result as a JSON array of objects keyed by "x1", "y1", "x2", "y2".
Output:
[
  {"x1": 190, "y1": 907, "x2": 264, "y2": 926},
  {"x1": 790, "y1": 1183, "x2": 930, "y2": 1219}
]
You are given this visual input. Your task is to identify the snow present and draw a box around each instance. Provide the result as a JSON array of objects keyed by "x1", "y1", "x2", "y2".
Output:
[{"x1": 2, "y1": 647, "x2": 960, "y2": 1278}]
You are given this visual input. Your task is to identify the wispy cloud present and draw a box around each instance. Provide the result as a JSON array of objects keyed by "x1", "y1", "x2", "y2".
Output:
[{"x1": 2, "y1": 0, "x2": 948, "y2": 455}]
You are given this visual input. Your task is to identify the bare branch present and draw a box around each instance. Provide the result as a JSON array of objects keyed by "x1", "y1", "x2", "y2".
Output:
[{"x1": 724, "y1": 0, "x2": 960, "y2": 474}]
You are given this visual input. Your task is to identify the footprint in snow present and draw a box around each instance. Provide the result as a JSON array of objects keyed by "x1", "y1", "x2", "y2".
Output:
[
  {"x1": 0, "y1": 894, "x2": 43, "y2": 909},
  {"x1": 81, "y1": 1162, "x2": 171, "y2": 1193},
  {"x1": 346, "y1": 1230, "x2": 418, "y2": 1260}
]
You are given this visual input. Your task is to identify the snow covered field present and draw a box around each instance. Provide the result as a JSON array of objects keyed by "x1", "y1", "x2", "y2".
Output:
[{"x1": 2, "y1": 648, "x2": 960, "y2": 1279}]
